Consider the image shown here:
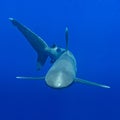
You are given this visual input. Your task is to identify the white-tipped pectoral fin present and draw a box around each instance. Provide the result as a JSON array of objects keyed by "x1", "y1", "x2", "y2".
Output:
[
  {"x1": 75, "y1": 78, "x2": 110, "y2": 88},
  {"x1": 16, "y1": 76, "x2": 45, "y2": 80}
]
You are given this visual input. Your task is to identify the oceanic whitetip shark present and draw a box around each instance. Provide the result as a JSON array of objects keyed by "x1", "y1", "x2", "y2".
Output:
[
  {"x1": 16, "y1": 27, "x2": 110, "y2": 89},
  {"x1": 9, "y1": 18, "x2": 66, "y2": 70}
]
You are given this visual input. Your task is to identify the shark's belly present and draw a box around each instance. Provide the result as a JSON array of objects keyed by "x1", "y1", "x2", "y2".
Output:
[
  {"x1": 45, "y1": 61, "x2": 76, "y2": 88},
  {"x1": 45, "y1": 70, "x2": 74, "y2": 88}
]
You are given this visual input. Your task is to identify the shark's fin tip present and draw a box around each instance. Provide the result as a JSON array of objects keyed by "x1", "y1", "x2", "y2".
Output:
[
  {"x1": 101, "y1": 85, "x2": 111, "y2": 89},
  {"x1": 9, "y1": 17, "x2": 14, "y2": 21}
]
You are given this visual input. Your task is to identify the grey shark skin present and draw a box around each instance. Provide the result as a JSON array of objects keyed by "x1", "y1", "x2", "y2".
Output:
[
  {"x1": 45, "y1": 51, "x2": 76, "y2": 88},
  {"x1": 45, "y1": 28, "x2": 110, "y2": 88},
  {"x1": 16, "y1": 27, "x2": 110, "y2": 89},
  {"x1": 45, "y1": 27, "x2": 75, "y2": 88},
  {"x1": 45, "y1": 52, "x2": 110, "y2": 88},
  {"x1": 9, "y1": 18, "x2": 65, "y2": 70}
]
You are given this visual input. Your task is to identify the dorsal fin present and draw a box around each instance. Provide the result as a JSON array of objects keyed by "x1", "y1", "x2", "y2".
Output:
[{"x1": 65, "y1": 27, "x2": 68, "y2": 51}]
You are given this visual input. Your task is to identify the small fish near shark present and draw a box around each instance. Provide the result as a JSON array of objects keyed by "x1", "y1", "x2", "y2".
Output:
[{"x1": 9, "y1": 18, "x2": 110, "y2": 89}]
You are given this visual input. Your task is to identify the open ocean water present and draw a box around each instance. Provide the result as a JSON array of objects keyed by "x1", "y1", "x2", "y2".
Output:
[{"x1": 0, "y1": 0, "x2": 120, "y2": 120}]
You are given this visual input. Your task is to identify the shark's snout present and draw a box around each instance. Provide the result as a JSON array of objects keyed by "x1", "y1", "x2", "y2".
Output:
[{"x1": 45, "y1": 71, "x2": 73, "y2": 88}]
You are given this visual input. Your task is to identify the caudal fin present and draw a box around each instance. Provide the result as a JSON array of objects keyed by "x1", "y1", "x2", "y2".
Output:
[
  {"x1": 9, "y1": 18, "x2": 48, "y2": 51},
  {"x1": 9, "y1": 18, "x2": 49, "y2": 70},
  {"x1": 37, "y1": 54, "x2": 48, "y2": 70},
  {"x1": 75, "y1": 78, "x2": 110, "y2": 88}
]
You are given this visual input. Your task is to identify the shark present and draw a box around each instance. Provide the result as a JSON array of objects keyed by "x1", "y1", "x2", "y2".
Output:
[
  {"x1": 16, "y1": 27, "x2": 110, "y2": 89},
  {"x1": 9, "y1": 18, "x2": 66, "y2": 70}
]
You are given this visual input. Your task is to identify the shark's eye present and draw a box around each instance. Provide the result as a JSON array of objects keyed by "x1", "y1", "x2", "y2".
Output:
[{"x1": 57, "y1": 48, "x2": 61, "y2": 53}]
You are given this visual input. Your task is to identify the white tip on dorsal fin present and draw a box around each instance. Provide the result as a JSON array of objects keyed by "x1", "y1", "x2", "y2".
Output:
[
  {"x1": 65, "y1": 27, "x2": 68, "y2": 51},
  {"x1": 75, "y1": 78, "x2": 110, "y2": 88},
  {"x1": 16, "y1": 76, "x2": 45, "y2": 80}
]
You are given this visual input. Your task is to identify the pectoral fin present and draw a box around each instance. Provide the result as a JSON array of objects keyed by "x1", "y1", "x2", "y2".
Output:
[
  {"x1": 16, "y1": 76, "x2": 45, "y2": 80},
  {"x1": 75, "y1": 78, "x2": 110, "y2": 88}
]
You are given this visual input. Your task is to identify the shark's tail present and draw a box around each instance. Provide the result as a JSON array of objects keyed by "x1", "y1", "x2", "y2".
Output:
[{"x1": 9, "y1": 18, "x2": 49, "y2": 70}]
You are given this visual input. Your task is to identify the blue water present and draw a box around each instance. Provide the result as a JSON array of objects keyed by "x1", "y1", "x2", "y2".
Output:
[{"x1": 0, "y1": 0, "x2": 120, "y2": 120}]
